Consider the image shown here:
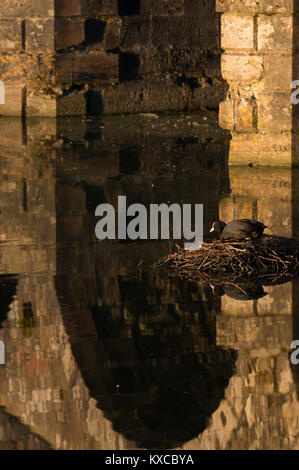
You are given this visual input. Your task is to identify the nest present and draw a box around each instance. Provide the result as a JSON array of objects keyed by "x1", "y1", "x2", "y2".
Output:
[{"x1": 155, "y1": 236, "x2": 299, "y2": 285}]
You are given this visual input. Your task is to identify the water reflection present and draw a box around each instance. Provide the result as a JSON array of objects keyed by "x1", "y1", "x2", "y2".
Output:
[{"x1": 0, "y1": 116, "x2": 298, "y2": 449}]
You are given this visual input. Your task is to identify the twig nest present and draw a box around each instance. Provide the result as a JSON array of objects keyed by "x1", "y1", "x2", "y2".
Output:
[{"x1": 156, "y1": 236, "x2": 299, "y2": 283}]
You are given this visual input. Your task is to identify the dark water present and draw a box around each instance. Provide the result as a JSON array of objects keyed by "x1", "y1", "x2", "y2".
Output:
[{"x1": 0, "y1": 114, "x2": 298, "y2": 449}]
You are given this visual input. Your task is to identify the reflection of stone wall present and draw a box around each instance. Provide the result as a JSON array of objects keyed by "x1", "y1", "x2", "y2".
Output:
[
  {"x1": 0, "y1": 407, "x2": 50, "y2": 449},
  {"x1": 1, "y1": 117, "x2": 299, "y2": 449},
  {"x1": 219, "y1": 166, "x2": 292, "y2": 316},
  {"x1": 177, "y1": 161, "x2": 299, "y2": 450},
  {"x1": 0, "y1": 116, "x2": 234, "y2": 449},
  {"x1": 182, "y1": 349, "x2": 299, "y2": 450}
]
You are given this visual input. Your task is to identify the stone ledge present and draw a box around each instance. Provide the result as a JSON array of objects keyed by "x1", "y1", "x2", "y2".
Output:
[
  {"x1": 0, "y1": 0, "x2": 54, "y2": 17},
  {"x1": 216, "y1": 0, "x2": 293, "y2": 14}
]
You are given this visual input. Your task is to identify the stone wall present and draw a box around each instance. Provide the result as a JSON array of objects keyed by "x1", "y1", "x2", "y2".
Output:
[
  {"x1": 0, "y1": 0, "x2": 225, "y2": 116},
  {"x1": 216, "y1": 0, "x2": 294, "y2": 166}
]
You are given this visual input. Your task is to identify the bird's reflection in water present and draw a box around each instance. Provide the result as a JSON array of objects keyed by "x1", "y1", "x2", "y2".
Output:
[
  {"x1": 210, "y1": 283, "x2": 267, "y2": 301},
  {"x1": 210, "y1": 272, "x2": 297, "y2": 302}
]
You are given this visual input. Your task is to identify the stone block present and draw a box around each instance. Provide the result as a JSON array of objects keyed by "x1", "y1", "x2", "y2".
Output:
[
  {"x1": 0, "y1": 82, "x2": 24, "y2": 116},
  {"x1": 219, "y1": 99, "x2": 234, "y2": 130},
  {"x1": 0, "y1": 20, "x2": 23, "y2": 52},
  {"x1": 103, "y1": 19, "x2": 121, "y2": 50},
  {"x1": 228, "y1": 132, "x2": 292, "y2": 166},
  {"x1": 0, "y1": 0, "x2": 54, "y2": 17},
  {"x1": 0, "y1": 55, "x2": 24, "y2": 83},
  {"x1": 221, "y1": 54, "x2": 263, "y2": 82},
  {"x1": 26, "y1": 93, "x2": 57, "y2": 117},
  {"x1": 216, "y1": 0, "x2": 293, "y2": 14},
  {"x1": 257, "y1": 15, "x2": 292, "y2": 52},
  {"x1": 221, "y1": 13, "x2": 254, "y2": 50},
  {"x1": 73, "y1": 52, "x2": 118, "y2": 81},
  {"x1": 258, "y1": 92, "x2": 292, "y2": 131},
  {"x1": 25, "y1": 19, "x2": 55, "y2": 51},
  {"x1": 235, "y1": 99, "x2": 255, "y2": 130},
  {"x1": 152, "y1": 16, "x2": 201, "y2": 48},
  {"x1": 57, "y1": 92, "x2": 86, "y2": 115},
  {"x1": 263, "y1": 55, "x2": 292, "y2": 92},
  {"x1": 88, "y1": 0, "x2": 118, "y2": 15},
  {"x1": 54, "y1": 0, "x2": 88, "y2": 16},
  {"x1": 55, "y1": 19, "x2": 85, "y2": 50},
  {"x1": 121, "y1": 18, "x2": 151, "y2": 48},
  {"x1": 55, "y1": 54, "x2": 73, "y2": 83}
]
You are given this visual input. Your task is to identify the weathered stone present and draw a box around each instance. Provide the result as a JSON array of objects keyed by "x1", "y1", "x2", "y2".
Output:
[
  {"x1": 152, "y1": 16, "x2": 201, "y2": 48},
  {"x1": 263, "y1": 55, "x2": 292, "y2": 92},
  {"x1": 54, "y1": 19, "x2": 85, "y2": 50},
  {"x1": 257, "y1": 15, "x2": 292, "y2": 52},
  {"x1": 121, "y1": 17, "x2": 151, "y2": 48},
  {"x1": 88, "y1": 0, "x2": 117, "y2": 16},
  {"x1": 73, "y1": 52, "x2": 119, "y2": 81},
  {"x1": 235, "y1": 99, "x2": 255, "y2": 130},
  {"x1": 258, "y1": 93, "x2": 292, "y2": 131},
  {"x1": 103, "y1": 19, "x2": 121, "y2": 50},
  {"x1": 228, "y1": 133, "x2": 292, "y2": 166},
  {"x1": 25, "y1": 19, "x2": 55, "y2": 51},
  {"x1": 55, "y1": 54, "x2": 73, "y2": 83},
  {"x1": 219, "y1": 99, "x2": 234, "y2": 129},
  {"x1": 0, "y1": 55, "x2": 24, "y2": 82},
  {"x1": 221, "y1": 54, "x2": 263, "y2": 82},
  {"x1": 26, "y1": 93, "x2": 57, "y2": 117},
  {"x1": 0, "y1": 82, "x2": 24, "y2": 116},
  {"x1": 216, "y1": 0, "x2": 293, "y2": 14},
  {"x1": 0, "y1": 20, "x2": 23, "y2": 52},
  {"x1": 55, "y1": 0, "x2": 88, "y2": 16},
  {"x1": 0, "y1": 0, "x2": 55, "y2": 17},
  {"x1": 221, "y1": 14, "x2": 254, "y2": 50},
  {"x1": 218, "y1": 0, "x2": 294, "y2": 168},
  {"x1": 57, "y1": 92, "x2": 86, "y2": 115}
]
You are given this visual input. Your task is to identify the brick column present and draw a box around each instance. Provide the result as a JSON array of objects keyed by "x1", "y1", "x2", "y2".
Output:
[{"x1": 216, "y1": 0, "x2": 293, "y2": 166}]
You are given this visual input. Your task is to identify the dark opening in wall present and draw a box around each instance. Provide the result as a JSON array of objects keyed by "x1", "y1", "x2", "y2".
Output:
[
  {"x1": 118, "y1": 0, "x2": 141, "y2": 16},
  {"x1": 85, "y1": 19, "x2": 106, "y2": 45},
  {"x1": 119, "y1": 52, "x2": 140, "y2": 82}
]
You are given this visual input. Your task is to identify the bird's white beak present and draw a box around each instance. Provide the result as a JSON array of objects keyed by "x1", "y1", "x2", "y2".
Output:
[{"x1": 210, "y1": 227, "x2": 215, "y2": 233}]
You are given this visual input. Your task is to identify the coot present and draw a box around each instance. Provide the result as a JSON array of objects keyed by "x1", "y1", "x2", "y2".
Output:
[{"x1": 210, "y1": 219, "x2": 267, "y2": 241}]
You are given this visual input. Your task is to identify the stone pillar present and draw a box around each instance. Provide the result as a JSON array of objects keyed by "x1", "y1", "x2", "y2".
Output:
[{"x1": 216, "y1": 0, "x2": 293, "y2": 166}]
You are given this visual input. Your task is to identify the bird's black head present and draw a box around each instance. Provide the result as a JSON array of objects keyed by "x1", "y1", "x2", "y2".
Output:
[{"x1": 210, "y1": 221, "x2": 226, "y2": 235}]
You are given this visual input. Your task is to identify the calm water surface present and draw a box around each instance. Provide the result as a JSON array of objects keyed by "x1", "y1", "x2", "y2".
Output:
[{"x1": 0, "y1": 114, "x2": 298, "y2": 450}]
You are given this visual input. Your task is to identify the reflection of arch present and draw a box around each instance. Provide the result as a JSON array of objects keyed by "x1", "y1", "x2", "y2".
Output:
[
  {"x1": 56, "y1": 268, "x2": 237, "y2": 449},
  {"x1": 0, "y1": 81, "x2": 5, "y2": 104},
  {"x1": 0, "y1": 406, "x2": 51, "y2": 449}
]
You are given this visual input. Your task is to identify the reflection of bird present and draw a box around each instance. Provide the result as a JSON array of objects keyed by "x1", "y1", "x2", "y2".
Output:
[
  {"x1": 210, "y1": 219, "x2": 267, "y2": 241},
  {"x1": 210, "y1": 283, "x2": 267, "y2": 301}
]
